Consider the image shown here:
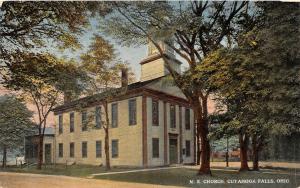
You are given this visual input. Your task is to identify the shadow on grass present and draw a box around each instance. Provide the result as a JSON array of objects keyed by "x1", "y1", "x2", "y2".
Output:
[
  {"x1": 0, "y1": 164, "x2": 137, "y2": 177},
  {"x1": 94, "y1": 168, "x2": 299, "y2": 188}
]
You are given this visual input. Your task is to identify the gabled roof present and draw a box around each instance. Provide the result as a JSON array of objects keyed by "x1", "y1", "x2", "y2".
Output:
[
  {"x1": 52, "y1": 76, "x2": 166, "y2": 113},
  {"x1": 52, "y1": 76, "x2": 190, "y2": 114},
  {"x1": 140, "y1": 53, "x2": 181, "y2": 65}
]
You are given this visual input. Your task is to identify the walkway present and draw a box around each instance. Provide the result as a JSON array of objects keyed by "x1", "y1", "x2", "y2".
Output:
[{"x1": 91, "y1": 166, "x2": 180, "y2": 177}]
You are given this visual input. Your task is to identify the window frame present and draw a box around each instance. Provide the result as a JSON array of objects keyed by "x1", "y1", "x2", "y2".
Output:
[
  {"x1": 96, "y1": 140, "x2": 102, "y2": 158},
  {"x1": 111, "y1": 103, "x2": 118, "y2": 128},
  {"x1": 81, "y1": 111, "x2": 87, "y2": 131},
  {"x1": 111, "y1": 139, "x2": 119, "y2": 158},
  {"x1": 95, "y1": 106, "x2": 101, "y2": 129},
  {"x1": 152, "y1": 138, "x2": 159, "y2": 158},
  {"x1": 185, "y1": 108, "x2": 191, "y2": 130},
  {"x1": 186, "y1": 140, "x2": 191, "y2": 157},
  {"x1": 58, "y1": 115, "x2": 63, "y2": 134},
  {"x1": 128, "y1": 98, "x2": 137, "y2": 126},
  {"x1": 58, "y1": 143, "x2": 63, "y2": 158},
  {"x1": 70, "y1": 112, "x2": 74, "y2": 132},
  {"x1": 170, "y1": 105, "x2": 176, "y2": 128},
  {"x1": 152, "y1": 99, "x2": 159, "y2": 126},
  {"x1": 70, "y1": 142, "x2": 74, "y2": 158},
  {"x1": 82, "y1": 141, "x2": 87, "y2": 158}
]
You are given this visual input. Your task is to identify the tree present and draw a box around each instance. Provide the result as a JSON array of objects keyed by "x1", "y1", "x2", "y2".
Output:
[
  {"x1": 247, "y1": 2, "x2": 300, "y2": 170},
  {"x1": 0, "y1": 1, "x2": 111, "y2": 69},
  {"x1": 102, "y1": 1, "x2": 249, "y2": 174},
  {"x1": 2, "y1": 53, "x2": 86, "y2": 169},
  {"x1": 198, "y1": 2, "x2": 299, "y2": 171},
  {"x1": 0, "y1": 95, "x2": 33, "y2": 168},
  {"x1": 79, "y1": 35, "x2": 134, "y2": 170}
]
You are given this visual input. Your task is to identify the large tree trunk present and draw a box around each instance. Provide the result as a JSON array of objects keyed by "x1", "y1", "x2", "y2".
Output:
[
  {"x1": 252, "y1": 134, "x2": 262, "y2": 171},
  {"x1": 103, "y1": 101, "x2": 111, "y2": 170},
  {"x1": 252, "y1": 147, "x2": 259, "y2": 171},
  {"x1": 37, "y1": 134, "x2": 44, "y2": 170},
  {"x1": 193, "y1": 97, "x2": 211, "y2": 175},
  {"x1": 239, "y1": 133, "x2": 249, "y2": 171},
  {"x1": 2, "y1": 145, "x2": 7, "y2": 168},
  {"x1": 198, "y1": 119, "x2": 211, "y2": 175}
]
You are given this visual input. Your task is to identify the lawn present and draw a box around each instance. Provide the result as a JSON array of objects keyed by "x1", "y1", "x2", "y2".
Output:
[
  {"x1": 0, "y1": 164, "x2": 136, "y2": 177},
  {"x1": 94, "y1": 167, "x2": 300, "y2": 188},
  {"x1": 1, "y1": 164, "x2": 299, "y2": 187}
]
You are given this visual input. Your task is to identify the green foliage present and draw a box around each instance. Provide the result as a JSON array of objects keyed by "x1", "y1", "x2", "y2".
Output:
[
  {"x1": 0, "y1": 95, "x2": 34, "y2": 149},
  {"x1": 102, "y1": 1, "x2": 252, "y2": 104},
  {"x1": 80, "y1": 34, "x2": 135, "y2": 94},
  {"x1": 198, "y1": 2, "x2": 300, "y2": 149},
  {"x1": 102, "y1": 2, "x2": 253, "y2": 172},
  {"x1": 211, "y1": 136, "x2": 239, "y2": 152},
  {"x1": 0, "y1": 1, "x2": 111, "y2": 66},
  {"x1": 2, "y1": 53, "x2": 87, "y2": 129},
  {"x1": 3, "y1": 53, "x2": 86, "y2": 102}
]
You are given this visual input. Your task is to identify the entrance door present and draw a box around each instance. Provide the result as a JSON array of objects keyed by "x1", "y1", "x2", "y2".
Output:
[
  {"x1": 45, "y1": 144, "x2": 51, "y2": 164},
  {"x1": 169, "y1": 138, "x2": 178, "y2": 164}
]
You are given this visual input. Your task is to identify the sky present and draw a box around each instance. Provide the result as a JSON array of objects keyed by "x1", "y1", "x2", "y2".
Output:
[
  {"x1": 55, "y1": 18, "x2": 148, "y2": 81},
  {"x1": 0, "y1": 16, "x2": 149, "y2": 127},
  {"x1": 0, "y1": 5, "x2": 221, "y2": 130},
  {"x1": 0, "y1": 7, "x2": 196, "y2": 128}
]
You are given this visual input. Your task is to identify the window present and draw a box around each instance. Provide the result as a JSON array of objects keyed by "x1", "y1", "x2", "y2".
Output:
[
  {"x1": 170, "y1": 105, "x2": 176, "y2": 128},
  {"x1": 70, "y1": 112, "x2": 74, "y2": 132},
  {"x1": 95, "y1": 106, "x2": 101, "y2": 129},
  {"x1": 152, "y1": 138, "x2": 159, "y2": 158},
  {"x1": 185, "y1": 109, "x2": 190, "y2": 130},
  {"x1": 58, "y1": 143, "x2": 63, "y2": 158},
  {"x1": 70, "y1": 142, "x2": 74, "y2": 158},
  {"x1": 96, "y1": 141, "x2": 102, "y2": 158},
  {"x1": 152, "y1": 100, "x2": 159, "y2": 126},
  {"x1": 111, "y1": 140, "x2": 118, "y2": 158},
  {"x1": 128, "y1": 99, "x2": 137, "y2": 125},
  {"x1": 58, "y1": 115, "x2": 63, "y2": 134},
  {"x1": 82, "y1": 111, "x2": 87, "y2": 131},
  {"x1": 82, "y1": 142, "x2": 87, "y2": 158},
  {"x1": 111, "y1": 103, "x2": 118, "y2": 128},
  {"x1": 186, "y1": 140, "x2": 191, "y2": 157}
]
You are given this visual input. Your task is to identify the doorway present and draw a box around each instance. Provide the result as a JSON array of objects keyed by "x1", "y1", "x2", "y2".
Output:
[
  {"x1": 169, "y1": 138, "x2": 178, "y2": 164},
  {"x1": 45, "y1": 144, "x2": 52, "y2": 164}
]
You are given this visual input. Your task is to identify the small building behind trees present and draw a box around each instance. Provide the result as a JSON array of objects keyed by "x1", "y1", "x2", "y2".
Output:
[{"x1": 25, "y1": 127, "x2": 55, "y2": 164}]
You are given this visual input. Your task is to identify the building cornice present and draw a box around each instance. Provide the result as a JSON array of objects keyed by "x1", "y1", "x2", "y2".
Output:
[
  {"x1": 52, "y1": 87, "x2": 191, "y2": 115},
  {"x1": 140, "y1": 53, "x2": 181, "y2": 65}
]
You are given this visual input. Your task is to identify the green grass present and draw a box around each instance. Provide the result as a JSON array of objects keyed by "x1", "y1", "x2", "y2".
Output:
[
  {"x1": 1, "y1": 165, "x2": 299, "y2": 187},
  {"x1": 95, "y1": 167, "x2": 300, "y2": 188},
  {"x1": 0, "y1": 164, "x2": 136, "y2": 177}
]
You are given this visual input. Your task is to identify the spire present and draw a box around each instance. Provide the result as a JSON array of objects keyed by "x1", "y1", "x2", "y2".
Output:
[
  {"x1": 147, "y1": 41, "x2": 174, "y2": 57},
  {"x1": 140, "y1": 41, "x2": 180, "y2": 82}
]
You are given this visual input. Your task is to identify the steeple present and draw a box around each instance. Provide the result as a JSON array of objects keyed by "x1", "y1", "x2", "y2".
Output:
[{"x1": 140, "y1": 41, "x2": 181, "y2": 82}]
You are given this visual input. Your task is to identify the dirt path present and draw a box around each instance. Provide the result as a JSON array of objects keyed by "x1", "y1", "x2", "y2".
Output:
[
  {"x1": 91, "y1": 166, "x2": 180, "y2": 176},
  {"x1": 0, "y1": 172, "x2": 182, "y2": 188}
]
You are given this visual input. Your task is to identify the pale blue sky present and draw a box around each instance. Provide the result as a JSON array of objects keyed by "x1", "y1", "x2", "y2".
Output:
[
  {"x1": 56, "y1": 18, "x2": 147, "y2": 81},
  {"x1": 54, "y1": 17, "x2": 191, "y2": 82}
]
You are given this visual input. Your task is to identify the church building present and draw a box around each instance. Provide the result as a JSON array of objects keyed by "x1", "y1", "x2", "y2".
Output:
[{"x1": 52, "y1": 42, "x2": 195, "y2": 167}]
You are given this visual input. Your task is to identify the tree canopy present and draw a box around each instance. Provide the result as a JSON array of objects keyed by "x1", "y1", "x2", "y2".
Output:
[
  {"x1": 0, "y1": 1, "x2": 111, "y2": 67},
  {"x1": 197, "y1": 2, "x2": 300, "y2": 170},
  {"x1": 0, "y1": 95, "x2": 33, "y2": 167},
  {"x1": 102, "y1": 1, "x2": 251, "y2": 174}
]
